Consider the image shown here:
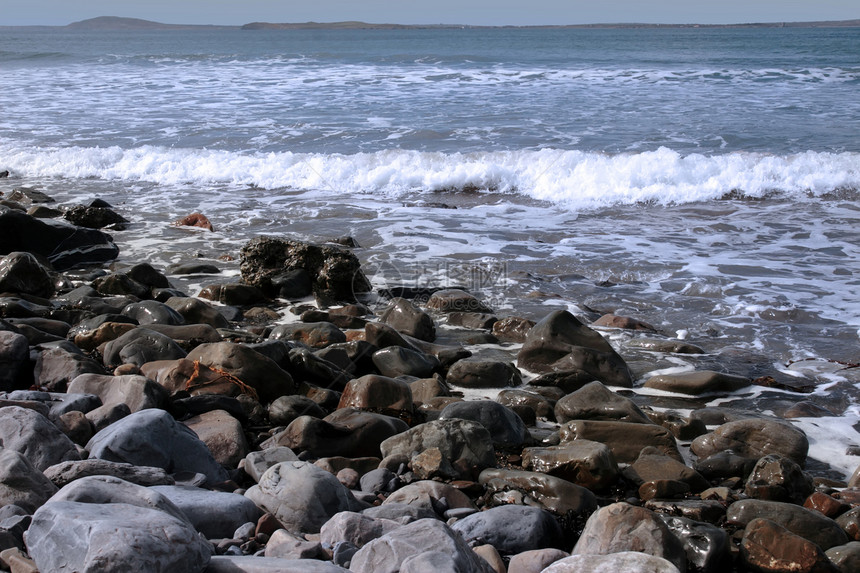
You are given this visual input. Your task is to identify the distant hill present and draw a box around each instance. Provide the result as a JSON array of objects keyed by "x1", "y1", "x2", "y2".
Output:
[
  {"x1": 64, "y1": 16, "x2": 234, "y2": 30},
  {"x1": 241, "y1": 21, "x2": 456, "y2": 30}
]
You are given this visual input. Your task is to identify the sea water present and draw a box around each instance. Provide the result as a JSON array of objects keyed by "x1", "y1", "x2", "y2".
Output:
[{"x1": 1, "y1": 26, "x2": 859, "y2": 477}]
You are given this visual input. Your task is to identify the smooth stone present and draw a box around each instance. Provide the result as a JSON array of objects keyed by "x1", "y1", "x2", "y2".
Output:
[
  {"x1": 165, "y1": 296, "x2": 230, "y2": 328},
  {"x1": 274, "y1": 410, "x2": 407, "y2": 459},
  {"x1": 92, "y1": 273, "x2": 150, "y2": 299},
  {"x1": 33, "y1": 346, "x2": 105, "y2": 392},
  {"x1": 243, "y1": 461, "x2": 364, "y2": 535},
  {"x1": 541, "y1": 552, "x2": 681, "y2": 573},
  {"x1": 426, "y1": 289, "x2": 493, "y2": 314},
  {"x1": 451, "y1": 504, "x2": 564, "y2": 555},
  {"x1": 445, "y1": 358, "x2": 522, "y2": 389},
  {"x1": 338, "y1": 374, "x2": 414, "y2": 415},
  {"x1": 659, "y1": 514, "x2": 731, "y2": 573},
  {"x1": 43, "y1": 459, "x2": 174, "y2": 488},
  {"x1": 491, "y1": 316, "x2": 536, "y2": 343},
  {"x1": 727, "y1": 499, "x2": 849, "y2": 550},
  {"x1": 67, "y1": 373, "x2": 168, "y2": 413},
  {"x1": 626, "y1": 338, "x2": 705, "y2": 354},
  {"x1": 835, "y1": 507, "x2": 860, "y2": 541},
  {"x1": 438, "y1": 399, "x2": 528, "y2": 448},
  {"x1": 445, "y1": 312, "x2": 497, "y2": 330},
  {"x1": 744, "y1": 453, "x2": 814, "y2": 504},
  {"x1": 359, "y1": 468, "x2": 400, "y2": 494},
  {"x1": 554, "y1": 380, "x2": 651, "y2": 424},
  {"x1": 287, "y1": 347, "x2": 352, "y2": 391},
  {"x1": 182, "y1": 409, "x2": 249, "y2": 468},
  {"x1": 691, "y1": 418, "x2": 809, "y2": 465},
  {"x1": 694, "y1": 450, "x2": 758, "y2": 481},
  {"x1": 26, "y1": 501, "x2": 211, "y2": 573},
  {"x1": 826, "y1": 542, "x2": 860, "y2": 573},
  {"x1": 559, "y1": 419, "x2": 682, "y2": 463},
  {"x1": 268, "y1": 395, "x2": 326, "y2": 426},
  {"x1": 506, "y1": 548, "x2": 569, "y2": 573},
  {"x1": 243, "y1": 447, "x2": 299, "y2": 483},
  {"x1": 263, "y1": 528, "x2": 322, "y2": 559},
  {"x1": 198, "y1": 283, "x2": 269, "y2": 306},
  {"x1": 521, "y1": 440, "x2": 619, "y2": 490},
  {"x1": 0, "y1": 448, "x2": 58, "y2": 513},
  {"x1": 646, "y1": 500, "x2": 727, "y2": 525},
  {"x1": 379, "y1": 298, "x2": 436, "y2": 342},
  {"x1": 101, "y1": 327, "x2": 188, "y2": 368},
  {"x1": 86, "y1": 408, "x2": 229, "y2": 486},
  {"x1": 143, "y1": 323, "x2": 222, "y2": 348},
  {"x1": 0, "y1": 331, "x2": 29, "y2": 392},
  {"x1": 63, "y1": 204, "x2": 127, "y2": 229},
  {"x1": 593, "y1": 313, "x2": 656, "y2": 331},
  {"x1": 270, "y1": 322, "x2": 346, "y2": 349},
  {"x1": 122, "y1": 300, "x2": 185, "y2": 325},
  {"x1": 381, "y1": 481, "x2": 476, "y2": 518},
  {"x1": 624, "y1": 449, "x2": 711, "y2": 493},
  {"x1": 644, "y1": 370, "x2": 750, "y2": 395},
  {"x1": 205, "y1": 556, "x2": 349, "y2": 572},
  {"x1": 151, "y1": 485, "x2": 263, "y2": 539},
  {"x1": 320, "y1": 511, "x2": 403, "y2": 549},
  {"x1": 741, "y1": 518, "x2": 840, "y2": 573},
  {"x1": 371, "y1": 346, "x2": 439, "y2": 379},
  {"x1": 362, "y1": 503, "x2": 437, "y2": 524},
  {"x1": 408, "y1": 376, "x2": 451, "y2": 403},
  {"x1": 0, "y1": 252, "x2": 54, "y2": 298},
  {"x1": 478, "y1": 469, "x2": 598, "y2": 517},
  {"x1": 186, "y1": 342, "x2": 296, "y2": 403},
  {"x1": 0, "y1": 406, "x2": 80, "y2": 471}
]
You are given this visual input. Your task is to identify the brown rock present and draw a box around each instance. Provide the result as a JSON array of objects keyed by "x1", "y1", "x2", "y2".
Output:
[
  {"x1": 521, "y1": 440, "x2": 619, "y2": 490},
  {"x1": 426, "y1": 289, "x2": 493, "y2": 313},
  {"x1": 181, "y1": 409, "x2": 249, "y2": 469},
  {"x1": 741, "y1": 518, "x2": 840, "y2": 573},
  {"x1": 174, "y1": 212, "x2": 214, "y2": 231},
  {"x1": 592, "y1": 313, "x2": 656, "y2": 331},
  {"x1": 744, "y1": 453, "x2": 814, "y2": 504},
  {"x1": 491, "y1": 316, "x2": 536, "y2": 343},
  {"x1": 804, "y1": 492, "x2": 849, "y2": 519},
  {"x1": 644, "y1": 370, "x2": 750, "y2": 395},
  {"x1": 638, "y1": 480, "x2": 691, "y2": 501},
  {"x1": 379, "y1": 297, "x2": 436, "y2": 341},
  {"x1": 479, "y1": 468, "x2": 597, "y2": 517},
  {"x1": 554, "y1": 380, "x2": 651, "y2": 424},
  {"x1": 625, "y1": 449, "x2": 710, "y2": 493},
  {"x1": 559, "y1": 419, "x2": 682, "y2": 463},
  {"x1": 337, "y1": 374, "x2": 413, "y2": 416},
  {"x1": 691, "y1": 418, "x2": 809, "y2": 465},
  {"x1": 74, "y1": 322, "x2": 137, "y2": 352}
]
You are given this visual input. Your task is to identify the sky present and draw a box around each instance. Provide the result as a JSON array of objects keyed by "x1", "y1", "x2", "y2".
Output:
[{"x1": 1, "y1": 0, "x2": 858, "y2": 27}]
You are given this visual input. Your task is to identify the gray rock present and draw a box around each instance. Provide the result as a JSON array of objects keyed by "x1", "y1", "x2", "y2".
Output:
[
  {"x1": 0, "y1": 448, "x2": 58, "y2": 513},
  {"x1": 33, "y1": 347, "x2": 105, "y2": 392},
  {"x1": 542, "y1": 552, "x2": 681, "y2": 573},
  {"x1": 726, "y1": 499, "x2": 849, "y2": 550},
  {"x1": 507, "y1": 548, "x2": 569, "y2": 573},
  {"x1": 572, "y1": 503, "x2": 686, "y2": 572},
  {"x1": 380, "y1": 298, "x2": 436, "y2": 342},
  {"x1": 151, "y1": 485, "x2": 263, "y2": 539},
  {"x1": 379, "y1": 418, "x2": 495, "y2": 481},
  {"x1": 67, "y1": 373, "x2": 168, "y2": 413},
  {"x1": 320, "y1": 511, "x2": 403, "y2": 549},
  {"x1": 359, "y1": 468, "x2": 399, "y2": 494},
  {"x1": 644, "y1": 370, "x2": 750, "y2": 395},
  {"x1": 270, "y1": 322, "x2": 346, "y2": 349},
  {"x1": 243, "y1": 447, "x2": 300, "y2": 483},
  {"x1": 362, "y1": 503, "x2": 436, "y2": 524},
  {"x1": 439, "y1": 400, "x2": 528, "y2": 448},
  {"x1": 26, "y1": 501, "x2": 211, "y2": 573},
  {"x1": 205, "y1": 555, "x2": 349, "y2": 572},
  {"x1": 445, "y1": 358, "x2": 522, "y2": 389},
  {"x1": 0, "y1": 406, "x2": 80, "y2": 470},
  {"x1": 263, "y1": 529, "x2": 321, "y2": 559},
  {"x1": 102, "y1": 327, "x2": 188, "y2": 368},
  {"x1": 43, "y1": 458, "x2": 174, "y2": 488},
  {"x1": 348, "y1": 518, "x2": 495, "y2": 573},
  {"x1": 517, "y1": 310, "x2": 632, "y2": 387},
  {"x1": 691, "y1": 418, "x2": 809, "y2": 465},
  {"x1": 478, "y1": 469, "x2": 597, "y2": 517},
  {"x1": 451, "y1": 504, "x2": 563, "y2": 555},
  {"x1": 0, "y1": 331, "x2": 29, "y2": 392},
  {"x1": 244, "y1": 461, "x2": 364, "y2": 534},
  {"x1": 381, "y1": 481, "x2": 476, "y2": 518},
  {"x1": 554, "y1": 380, "x2": 651, "y2": 424},
  {"x1": 86, "y1": 408, "x2": 229, "y2": 485},
  {"x1": 122, "y1": 300, "x2": 186, "y2": 325},
  {"x1": 372, "y1": 346, "x2": 439, "y2": 378}
]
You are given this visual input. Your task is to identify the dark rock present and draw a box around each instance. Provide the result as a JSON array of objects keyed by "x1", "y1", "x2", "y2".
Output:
[
  {"x1": 181, "y1": 409, "x2": 249, "y2": 468},
  {"x1": 626, "y1": 338, "x2": 705, "y2": 354},
  {"x1": 144, "y1": 323, "x2": 222, "y2": 349},
  {"x1": 592, "y1": 313, "x2": 656, "y2": 331},
  {"x1": 497, "y1": 388, "x2": 555, "y2": 420},
  {"x1": 745, "y1": 453, "x2": 815, "y2": 504},
  {"x1": 364, "y1": 321, "x2": 416, "y2": 350},
  {"x1": 491, "y1": 316, "x2": 536, "y2": 343},
  {"x1": 338, "y1": 374, "x2": 413, "y2": 417},
  {"x1": 479, "y1": 468, "x2": 598, "y2": 517},
  {"x1": 554, "y1": 380, "x2": 651, "y2": 424},
  {"x1": 517, "y1": 310, "x2": 633, "y2": 387},
  {"x1": 625, "y1": 449, "x2": 711, "y2": 493},
  {"x1": 0, "y1": 252, "x2": 54, "y2": 298},
  {"x1": 644, "y1": 370, "x2": 750, "y2": 395},
  {"x1": 268, "y1": 395, "x2": 326, "y2": 426},
  {"x1": 694, "y1": 450, "x2": 758, "y2": 481},
  {"x1": 8, "y1": 188, "x2": 54, "y2": 204},
  {"x1": 287, "y1": 347, "x2": 352, "y2": 391},
  {"x1": 691, "y1": 418, "x2": 809, "y2": 465},
  {"x1": 0, "y1": 331, "x2": 30, "y2": 392},
  {"x1": 452, "y1": 504, "x2": 564, "y2": 555},
  {"x1": 446, "y1": 358, "x2": 522, "y2": 389},
  {"x1": 727, "y1": 499, "x2": 849, "y2": 550},
  {"x1": 198, "y1": 283, "x2": 269, "y2": 306},
  {"x1": 165, "y1": 296, "x2": 230, "y2": 328},
  {"x1": 372, "y1": 346, "x2": 439, "y2": 378},
  {"x1": 426, "y1": 289, "x2": 492, "y2": 313},
  {"x1": 559, "y1": 419, "x2": 682, "y2": 463},
  {"x1": 826, "y1": 542, "x2": 860, "y2": 572},
  {"x1": 521, "y1": 441, "x2": 619, "y2": 490},
  {"x1": 0, "y1": 448, "x2": 58, "y2": 513},
  {"x1": 166, "y1": 262, "x2": 221, "y2": 275},
  {"x1": 741, "y1": 518, "x2": 840, "y2": 573},
  {"x1": 92, "y1": 272, "x2": 151, "y2": 299},
  {"x1": 380, "y1": 297, "x2": 436, "y2": 341},
  {"x1": 439, "y1": 400, "x2": 528, "y2": 449},
  {"x1": 271, "y1": 268, "x2": 313, "y2": 299},
  {"x1": 446, "y1": 311, "x2": 497, "y2": 330},
  {"x1": 62, "y1": 204, "x2": 127, "y2": 229},
  {"x1": 102, "y1": 327, "x2": 188, "y2": 368},
  {"x1": 121, "y1": 300, "x2": 185, "y2": 325},
  {"x1": 270, "y1": 321, "x2": 346, "y2": 348}
]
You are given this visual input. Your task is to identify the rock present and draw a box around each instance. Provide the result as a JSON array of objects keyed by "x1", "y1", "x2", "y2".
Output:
[
  {"x1": 626, "y1": 338, "x2": 705, "y2": 354},
  {"x1": 268, "y1": 395, "x2": 326, "y2": 426},
  {"x1": 744, "y1": 453, "x2": 814, "y2": 504},
  {"x1": 0, "y1": 448, "x2": 58, "y2": 513},
  {"x1": 349, "y1": 518, "x2": 495, "y2": 573},
  {"x1": 727, "y1": 499, "x2": 849, "y2": 550},
  {"x1": 438, "y1": 400, "x2": 528, "y2": 448},
  {"x1": 446, "y1": 312, "x2": 497, "y2": 331},
  {"x1": 479, "y1": 469, "x2": 598, "y2": 517},
  {"x1": 381, "y1": 481, "x2": 476, "y2": 517},
  {"x1": 243, "y1": 461, "x2": 364, "y2": 534},
  {"x1": 151, "y1": 485, "x2": 262, "y2": 539},
  {"x1": 0, "y1": 406, "x2": 80, "y2": 471},
  {"x1": 372, "y1": 346, "x2": 439, "y2": 378},
  {"x1": 26, "y1": 501, "x2": 211, "y2": 573},
  {"x1": 364, "y1": 322, "x2": 416, "y2": 350},
  {"x1": 426, "y1": 289, "x2": 492, "y2": 313},
  {"x1": 33, "y1": 346, "x2": 105, "y2": 392},
  {"x1": 521, "y1": 440, "x2": 619, "y2": 490},
  {"x1": 451, "y1": 505, "x2": 564, "y2": 555},
  {"x1": 174, "y1": 212, "x2": 214, "y2": 231},
  {"x1": 320, "y1": 511, "x2": 403, "y2": 549},
  {"x1": 380, "y1": 419, "x2": 495, "y2": 481},
  {"x1": 337, "y1": 374, "x2": 413, "y2": 417},
  {"x1": 491, "y1": 316, "x2": 535, "y2": 343},
  {"x1": 0, "y1": 207, "x2": 119, "y2": 270},
  {"x1": 380, "y1": 298, "x2": 436, "y2": 341},
  {"x1": 272, "y1": 268, "x2": 314, "y2": 298},
  {"x1": 826, "y1": 542, "x2": 860, "y2": 573},
  {"x1": 275, "y1": 410, "x2": 407, "y2": 459},
  {"x1": 239, "y1": 237, "x2": 371, "y2": 302},
  {"x1": 122, "y1": 300, "x2": 185, "y2": 325},
  {"x1": 270, "y1": 322, "x2": 346, "y2": 349},
  {"x1": 691, "y1": 418, "x2": 809, "y2": 465},
  {"x1": 198, "y1": 283, "x2": 269, "y2": 306},
  {"x1": 363, "y1": 503, "x2": 437, "y2": 524},
  {"x1": 497, "y1": 389, "x2": 554, "y2": 420},
  {"x1": 554, "y1": 380, "x2": 652, "y2": 424},
  {"x1": 92, "y1": 272, "x2": 151, "y2": 299},
  {"x1": 517, "y1": 310, "x2": 633, "y2": 387},
  {"x1": 72, "y1": 320, "x2": 137, "y2": 352},
  {"x1": 165, "y1": 296, "x2": 230, "y2": 328},
  {"x1": 243, "y1": 447, "x2": 299, "y2": 483},
  {"x1": 741, "y1": 518, "x2": 840, "y2": 573},
  {"x1": 624, "y1": 449, "x2": 711, "y2": 493},
  {"x1": 144, "y1": 323, "x2": 222, "y2": 349},
  {"x1": 804, "y1": 492, "x2": 848, "y2": 519},
  {"x1": 0, "y1": 331, "x2": 29, "y2": 392},
  {"x1": 0, "y1": 548, "x2": 38, "y2": 573},
  {"x1": 86, "y1": 408, "x2": 229, "y2": 486},
  {"x1": 359, "y1": 468, "x2": 400, "y2": 495},
  {"x1": 287, "y1": 347, "x2": 352, "y2": 391},
  {"x1": 559, "y1": 420, "x2": 682, "y2": 463},
  {"x1": 42, "y1": 459, "x2": 174, "y2": 488},
  {"x1": 593, "y1": 313, "x2": 657, "y2": 331},
  {"x1": 63, "y1": 204, "x2": 127, "y2": 229},
  {"x1": 659, "y1": 514, "x2": 731, "y2": 573},
  {"x1": 0, "y1": 252, "x2": 54, "y2": 298},
  {"x1": 204, "y1": 556, "x2": 348, "y2": 572},
  {"x1": 7, "y1": 188, "x2": 54, "y2": 204},
  {"x1": 186, "y1": 342, "x2": 295, "y2": 403},
  {"x1": 646, "y1": 409, "x2": 707, "y2": 440},
  {"x1": 507, "y1": 549, "x2": 569, "y2": 573},
  {"x1": 55, "y1": 410, "x2": 94, "y2": 445},
  {"x1": 182, "y1": 409, "x2": 249, "y2": 468},
  {"x1": 644, "y1": 370, "x2": 750, "y2": 395},
  {"x1": 836, "y1": 507, "x2": 860, "y2": 541},
  {"x1": 445, "y1": 358, "x2": 522, "y2": 389},
  {"x1": 571, "y1": 502, "x2": 686, "y2": 573},
  {"x1": 541, "y1": 552, "x2": 682, "y2": 573},
  {"x1": 101, "y1": 327, "x2": 188, "y2": 368},
  {"x1": 67, "y1": 373, "x2": 168, "y2": 413},
  {"x1": 694, "y1": 450, "x2": 758, "y2": 481}
]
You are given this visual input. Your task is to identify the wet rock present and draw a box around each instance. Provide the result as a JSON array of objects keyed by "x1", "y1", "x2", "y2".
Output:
[
  {"x1": 409, "y1": 375, "x2": 451, "y2": 403},
  {"x1": 275, "y1": 410, "x2": 407, "y2": 459},
  {"x1": 349, "y1": 518, "x2": 495, "y2": 573},
  {"x1": 425, "y1": 289, "x2": 492, "y2": 314},
  {"x1": 740, "y1": 517, "x2": 840, "y2": 573},
  {"x1": 174, "y1": 212, "x2": 214, "y2": 231},
  {"x1": 63, "y1": 204, "x2": 127, "y2": 229},
  {"x1": 364, "y1": 321, "x2": 416, "y2": 350},
  {"x1": 165, "y1": 296, "x2": 230, "y2": 328},
  {"x1": 92, "y1": 272, "x2": 151, "y2": 299},
  {"x1": 42, "y1": 459, "x2": 174, "y2": 488},
  {"x1": 244, "y1": 461, "x2": 364, "y2": 535},
  {"x1": 0, "y1": 448, "x2": 58, "y2": 513},
  {"x1": 7, "y1": 188, "x2": 54, "y2": 204},
  {"x1": 86, "y1": 408, "x2": 229, "y2": 485},
  {"x1": 744, "y1": 453, "x2": 814, "y2": 504},
  {"x1": 446, "y1": 311, "x2": 497, "y2": 330},
  {"x1": 804, "y1": 492, "x2": 849, "y2": 519},
  {"x1": 451, "y1": 504, "x2": 564, "y2": 555},
  {"x1": 67, "y1": 373, "x2": 168, "y2": 413},
  {"x1": 186, "y1": 341, "x2": 296, "y2": 403},
  {"x1": 727, "y1": 499, "x2": 849, "y2": 550},
  {"x1": 559, "y1": 419, "x2": 682, "y2": 463},
  {"x1": 644, "y1": 370, "x2": 750, "y2": 395},
  {"x1": 320, "y1": 511, "x2": 403, "y2": 549},
  {"x1": 101, "y1": 327, "x2": 188, "y2": 368},
  {"x1": 835, "y1": 507, "x2": 860, "y2": 541},
  {"x1": 694, "y1": 450, "x2": 758, "y2": 481},
  {"x1": 497, "y1": 388, "x2": 555, "y2": 420},
  {"x1": 372, "y1": 346, "x2": 439, "y2": 378},
  {"x1": 72, "y1": 320, "x2": 137, "y2": 352},
  {"x1": 646, "y1": 500, "x2": 727, "y2": 524},
  {"x1": 646, "y1": 409, "x2": 708, "y2": 440},
  {"x1": 542, "y1": 552, "x2": 682, "y2": 573},
  {"x1": 33, "y1": 346, "x2": 105, "y2": 392},
  {"x1": 691, "y1": 418, "x2": 809, "y2": 465},
  {"x1": 593, "y1": 313, "x2": 657, "y2": 331},
  {"x1": 151, "y1": 485, "x2": 263, "y2": 539},
  {"x1": 826, "y1": 542, "x2": 860, "y2": 573},
  {"x1": 0, "y1": 331, "x2": 29, "y2": 391},
  {"x1": 625, "y1": 449, "x2": 711, "y2": 493},
  {"x1": 145, "y1": 323, "x2": 222, "y2": 349},
  {"x1": 554, "y1": 380, "x2": 651, "y2": 424},
  {"x1": 479, "y1": 469, "x2": 598, "y2": 517},
  {"x1": 0, "y1": 252, "x2": 54, "y2": 298},
  {"x1": 380, "y1": 419, "x2": 495, "y2": 481},
  {"x1": 445, "y1": 358, "x2": 522, "y2": 389},
  {"x1": 337, "y1": 374, "x2": 413, "y2": 416},
  {"x1": 272, "y1": 268, "x2": 314, "y2": 298},
  {"x1": 239, "y1": 237, "x2": 371, "y2": 302},
  {"x1": 380, "y1": 297, "x2": 436, "y2": 341},
  {"x1": 659, "y1": 514, "x2": 731, "y2": 573},
  {"x1": 438, "y1": 399, "x2": 528, "y2": 449},
  {"x1": 626, "y1": 338, "x2": 705, "y2": 354},
  {"x1": 517, "y1": 310, "x2": 633, "y2": 387},
  {"x1": 268, "y1": 395, "x2": 326, "y2": 426},
  {"x1": 521, "y1": 440, "x2": 619, "y2": 490},
  {"x1": 571, "y1": 502, "x2": 686, "y2": 572},
  {"x1": 121, "y1": 300, "x2": 185, "y2": 325},
  {"x1": 287, "y1": 347, "x2": 353, "y2": 391},
  {"x1": 181, "y1": 409, "x2": 249, "y2": 468},
  {"x1": 270, "y1": 321, "x2": 346, "y2": 348},
  {"x1": 26, "y1": 501, "x2": 211, "y2": 573},
  {"x1": 491, "y1": 316, "x2": 536, "y2": 343},
  {"x1": 198, "y1": 283, "x2": 269, "y2": 306},
  {"x1": 0, "y1": 406, "x2": 80, "y2": 471}
]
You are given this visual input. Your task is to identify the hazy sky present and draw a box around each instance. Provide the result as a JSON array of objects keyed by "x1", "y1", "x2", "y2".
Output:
[{"x1": 2, "y1": 0, "x2": 858, "y2": 27}]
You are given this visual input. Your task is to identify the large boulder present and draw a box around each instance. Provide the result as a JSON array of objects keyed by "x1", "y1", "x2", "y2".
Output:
[
  {"x1": 0, "y1": 406, "x2": 80, "y2": 471},
  {"x1": 379, "y1": 298, "x2": 436, "y2": 342},
  {"x1": 644, "y1": 370, "x2": 750, "y2": 395},
  {"x1": 150, "y1": 485, "x2": 263, "y2": 539},
  {"x1": 554, "y1": 381, "x2": 651, "y2": 424},
  {"x1": 517, "y1": 310, "x2": 632, "y2": 387},
  {"x1": 26, "y1": 501, "x2": 211, "y2": 573},
  {"x1": 691, "y1": 418, "x2": 809, "y2": 465},
  {"x1": 479, "y1": 469, "x2": 597, "y2": 517},
  {"x1": 85, "y1": 409, "x2": 229, "y2": 485},
  {"x1": 67, "y1": 373, "x2": 168, "y2": 413},
  {"x1": 0, "y1": 252, "x2": 54, "y2": 298},
  {"x1": 542, "y1": 553, "x2": 681, "y2": 573},
  {"x1": 726, "y1": 499, "x2": 849, "y2": 550},
  {"x1": 0, "y1": 448, "x2": 58, "y2": 513},
  {"x1": 438, "y1": 400, "x2": 528, "y2": 449},
  {"x1": 186, "y1": 342, "x2": 295, "y2": 403},
  {"x1": 451, "y1": 505, "x2": 564, "y2": 555},
  {"x1": 243, "y1": 461, "x2": 364, "y2": 534},
  {"x1": 240, "y1": 237, "x2": 371, "y2": 302},
  {"x1": 0, "y1": 207, "x2": 119, "y2": 270},
  {"x1": 101, "y1": 328, "x2": 188, "y2": 368},
  {"x1": 740, "y1": 518, "x2": 838, "y2": 573}
]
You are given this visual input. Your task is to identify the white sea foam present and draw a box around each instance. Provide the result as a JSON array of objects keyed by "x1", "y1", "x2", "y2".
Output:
[{"x1": 2, "y1": 143, "x2": 858, "y2": 210}]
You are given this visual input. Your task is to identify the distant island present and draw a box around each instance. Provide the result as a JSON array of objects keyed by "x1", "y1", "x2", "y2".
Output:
[{"x1": 3, "y1": 15, "x2": 859, "y2": 31}]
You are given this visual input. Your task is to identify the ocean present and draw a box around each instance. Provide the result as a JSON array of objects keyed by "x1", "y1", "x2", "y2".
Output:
[{"x1": 1, "y1": 26, "x2": 859, "y2": 477}]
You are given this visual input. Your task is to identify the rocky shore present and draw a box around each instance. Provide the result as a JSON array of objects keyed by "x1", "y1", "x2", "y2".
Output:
[{"x1": 1, "y1": 186, "x2": 859, "y2": 573}]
